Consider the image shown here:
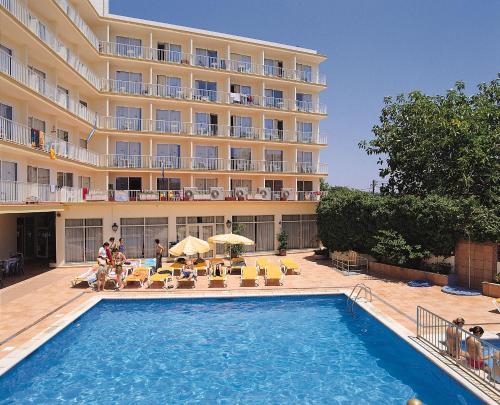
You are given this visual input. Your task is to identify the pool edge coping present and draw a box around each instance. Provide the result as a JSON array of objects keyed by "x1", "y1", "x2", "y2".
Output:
[{"x1": 0, "y1": 289, "x2": 496, "y2": 404}]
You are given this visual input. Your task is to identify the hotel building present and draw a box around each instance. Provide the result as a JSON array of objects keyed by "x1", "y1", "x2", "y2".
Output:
[{"x1": 0, "y1": 0, "x2": 327, "y2": 265}]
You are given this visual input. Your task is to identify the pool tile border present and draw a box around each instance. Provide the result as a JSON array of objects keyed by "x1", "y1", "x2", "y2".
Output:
[{"x1": 0, "y1": 290, "x2": 496, "y2": 404}]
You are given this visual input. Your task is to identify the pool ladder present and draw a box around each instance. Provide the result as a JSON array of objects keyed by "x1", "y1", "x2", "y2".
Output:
[{"x1": 346, "y1": 283, "x2": 373, "y2": 313}]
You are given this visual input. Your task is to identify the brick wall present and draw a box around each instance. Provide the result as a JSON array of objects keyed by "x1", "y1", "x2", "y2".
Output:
[{"x1": 454, "y1": 240, "x2": 498, "y2": 290}]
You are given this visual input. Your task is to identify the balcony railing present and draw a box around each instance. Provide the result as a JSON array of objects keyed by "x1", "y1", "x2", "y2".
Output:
[
  {"x1": 0, "y1": 0, "x2": 101, "y2": 88},
  {"x1": 99, "y1": 116, "x2": 327, "y2": 144},
  {"x1": 99, "y1": 41, "x2": 326, "y2": 85},
  {"x1": 0, "y1": 117, "x2": 101, "y2": 166},
  {"x1": 102, "y1": 155, "x2": 327, "y2": 174},
  {"x1": 53, "y1": 0, "x2": 100, "y2": 50},
  {"x1": 0, "y1": 180, "x2": 84, "y2": 203},
  {"x1": 0, "y1": 50, "x2": 99, "y2": 125},
  {"x1": 102, "y1": 78, "x2": 326, "y2": 114}
]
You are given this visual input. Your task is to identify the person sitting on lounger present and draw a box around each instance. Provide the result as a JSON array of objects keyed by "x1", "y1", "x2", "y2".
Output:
[
  {"x1": 465, "y1": 326, "x2": 492, "y2": 371},
  {"x1": 180, "y1": 260, "x2": 197, "y2": 280},
  {"x1": 445, "y1": 317, "x2": 465, "y2": 358},
  {"x1": 214, "y1": 263, "x2": 222, "y2": 277}
]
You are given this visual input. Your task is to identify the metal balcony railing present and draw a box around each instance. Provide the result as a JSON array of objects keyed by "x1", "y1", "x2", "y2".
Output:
[
  {"x1": 0, "y1": 180, "x2": 84, "y2": 203},
  {"x1": 0, "y1": 50, "x2": 99, "y2": 125},
  {"x1": 99, "y1": 41, "x2": 326, "y2": 85},
  {"x1": 0, "y1": 0, "x2": 101, "y2": 88}
]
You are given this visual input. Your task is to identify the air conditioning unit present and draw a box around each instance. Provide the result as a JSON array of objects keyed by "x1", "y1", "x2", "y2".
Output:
[
  {"x1": 210, "y1": 187, "x2": 224, "y2": 201},
  {"x1": 183, "y1": 187, "x2": 198, "y2": 200},
  {"x1": 257, "y1": 187, "x2": 271, "y2": 201},
  {"x1": 234, "y1": 187, "x2": 248, "y2": 200},
  {"x1": 281, "y1": 188, "x2": 295, "y2": 201}
]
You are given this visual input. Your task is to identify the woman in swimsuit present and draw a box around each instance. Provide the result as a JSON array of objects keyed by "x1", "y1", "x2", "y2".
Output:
[{"x1": 465, "y1": 326, "x2": 492, "y2": 371}]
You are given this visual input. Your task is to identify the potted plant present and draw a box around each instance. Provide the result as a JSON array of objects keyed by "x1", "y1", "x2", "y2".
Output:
[{"x1": 277, "y1": 230, "x2": 288, "y2": 256}]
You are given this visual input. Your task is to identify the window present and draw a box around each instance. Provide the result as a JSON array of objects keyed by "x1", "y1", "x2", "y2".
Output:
[
  {"x1": 157, "y1": 42, "x2": 182, "y2": 62},
  {"x1": 0, "y1": 160, "x2": 17, "y2": 181},
  {"x1": 157, "y1": 177, "x2": 181, "y2": 191},
  {"x1": 27, "y1": 166, "x2": 50, "y2": 184},
  {"x1": 264, "y1": 119, "x2": 283, "y2": 141},
  {"x1": 297, "y1": 180, "x2": 314, "y2": 201},
  {"x1": 155, "y1": 109, "x2": 181, "y2": 133},
  {"x1": 57, "y1": 172, "x2": 73, "y2": 188},
  {"x1": 116, "y1": 177, "x2": 142, "y2": 191},
  {"x1": 114, "y1": 141, "x2": 142, "y2": 168},
  {"x1": 229, "y1": 84, "x2": 252, "y2": 104},
  {"x1": 0, "y1": 44, "x2": 12, "y2": 75},
  {"x1": 176, "y1": 216, "x2": 224, "y2": 255},
  {"x1": 296, "y1": 93, "x2": 313, "y2": 112},
  {"x1": 297, "y1": 122, "x2": 313, "y2": 143},
  {"x1": 264, "y1": 150, "x2": 283, "y2": 172},
  {"x1": 116, "y1": 36, "x2": 142, "y2": 58},
  {"x1": 196, "y1": 48, "x2": 223, "y2": 68},
  {"x1": 78, "y1": 176, "x2": 91, "y2": 189},
  {"x1": 296, "y1": 63, "x2": 312, "y2": 82},
  {"x1": 265, "y1": 89, "x2": 284, "y2": 108},
  {"x1": 195, "y1": 112, "x2": 218, "y2": 136},
  {"x1": 120, "y1": 217, "x2": 168, "y2": 258},
  {"x1": 28, "y1": 117, "x2": 46, "y2": 132},
  {"x1": 116, "y1": 106, "x2": 142, "y2": 131},
  {"x1": 265, "y1": 179, "x2": 283, "y2": 200},
  {"x1": 195, "y1": 80, "x2": 218, "y2": 102},
  {"x1": 79, "y1": 139, "x2": 88, "y2": 149},
  {"x1": 156, "y1": 75, "x2": 181, "y2": 98},
  {"x1": 57, "y1": 129, "x2": 69, "y2": 142},
  {"x1": 28, "y1": 66, "x2": 46, "y2": 94},
  {"x1": 264, "y1": 59, "x2": 283, "y2": 77},
  {"x1": 230, "y1": 116, "x2": 253, "y2": 138},
  {"x1": 230, "y1": 148, "x2": 252, "y2": 170},
  {"x1": 194, "y1": 178, "x2": 217, "y2": 190},
  {"x1": 194, "y1": 145, "x2": 219, "y2": 169},
  {"x1": 297, "y1": 151, "x2": 313, "y2": 173},
  {"x1": 156, "y1": 144, "x2": 180, "y2": 169},
  {"x1": 65, "y1": 218, "x2": 103, "y2": 262},
  {"x1": 57, "y1": 85, "x2": 69, "y2": 108},
  {"x1": 282, "y1": 214, "x2": 318, "y2": 249},
  {"x1": 230, "y1": 53, "x2": 251, "y2": 72},
  {"x1": 232, "y1": 215, "x2": 275, "y2": 252},
  {"x1": 231, "y1": 179, "x2": 252, "y2": 192},
  {"x1": 0, "y1": 102, "x2": 13, "y2": 139},
  {"x1": 115, "y1": 71, "x2": 143, "y2": 94}
]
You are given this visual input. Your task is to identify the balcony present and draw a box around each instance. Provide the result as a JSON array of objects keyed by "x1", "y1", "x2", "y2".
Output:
[
  {"x1": 99, "y1": 41, "x2": 326, "y2": 85},
  {"x1": 0, "y1": 117, "x2": 101, "y2": 166},
  {"x1": 0, "y1": 180, "x2": 84, "y2": 204},
  {"x1": 0, "y1": 50, "x2": 99, "y2": 125},
  {"x1": 0, "y1": 0, "x2": 101, "y2": 88},
  {"x1": 102, "y1": 79, "x2": 327, "y2": 114}
]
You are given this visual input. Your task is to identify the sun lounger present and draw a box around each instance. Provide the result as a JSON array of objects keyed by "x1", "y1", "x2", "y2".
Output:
[
  {"x1": 124, "y1": 267, "x2": 150, "y2": 288},
  {"x1": 240, "y1": 266, "x2": 258, "y2": 287},
  {"x1": 265, "y1": 265, "x2": 284, "y2": 286},
  {"x1": 230, "y1": 257, "x2": 246, "y2": 274},
  {"x1": 193, "y1": 259, "x2": 209, "y2": 276},
  {"x1": 208, "y1": 266, "x2": 227, "y2": 288},
  {"x1": 71, "y1": 267, "x2": 97, "y2": 287},
  {"x1": 280, "y1": 258, "x2": 301, "y2": 275},
  {"x1": 149, "y1": 267, "x2": 174, "y2": 288},
  {"x1": 169, "y1": 258, "x2": 187, "y2": 276},
  {"x1": 256, "y1": 258, "x2": 271, "y2": 276},
  {"x1": 105, "y1": 267, "x2": 130, "y2": 289},
  {"x1": 177, "y1": 270, "x2": 197, "y2": 289}
]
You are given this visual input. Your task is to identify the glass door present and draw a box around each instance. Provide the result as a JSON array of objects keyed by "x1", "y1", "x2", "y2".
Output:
[{"x1": 0, "y1": 102, "x2": 13, "y2": 140}]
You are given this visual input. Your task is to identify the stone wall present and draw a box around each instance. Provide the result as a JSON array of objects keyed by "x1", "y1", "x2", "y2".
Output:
[
  {"x1": 368, "y1": 262, "x2": 449, "y2": 286},
  {"x1": 454, "y1": 240, "x2": 498, "y2": 290}
]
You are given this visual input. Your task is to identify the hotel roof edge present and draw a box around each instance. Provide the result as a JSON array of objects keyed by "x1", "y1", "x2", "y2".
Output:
[{"x1": 85, "y1": 1, "x2": 326, "y2": 58}]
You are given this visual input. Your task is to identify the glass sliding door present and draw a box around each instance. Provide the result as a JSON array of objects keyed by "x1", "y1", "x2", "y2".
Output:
[
  {"x1": 230, "y1": 148, "x2": 252, "y2": 171},
  {"x1": 115, "y1": 71, "x2": 143, "y2": 94},
  {"x1": 156, "y1": 144, "x2": 180, "y2": 169},
  {"x1": 297, "y1": 122, "x2": 313, "y2": 143},
  {"x1": 230, "y1": 115, "x2": 253, "y2": 138},
  {"x1": 116, "y1": 36, "x2": 142, "y2": 58},
  {"x1": 156, "y1": 109, "x2": 181, "y2": 133},
  {"x1": 194, "y1": 145, "x2": 219, "y2": 170},
  {"x1": 0, "y1": 102, "x2": 13, "y2": 140},
  {"x1": 264, "y1": 150, "x2": 283, "y2": 172},
  {"x1": 264, "y1": 119, "x2": 283, "y2": 141},
  {"x1": 297, "y1": 151, "x2": 313, "y2": 173},
  {"x1": 296, "y1": 93, "x2": 313, "y2": 112},
  {"x1": 116, "y1": 106, "x2": 142, "y2": 131}
]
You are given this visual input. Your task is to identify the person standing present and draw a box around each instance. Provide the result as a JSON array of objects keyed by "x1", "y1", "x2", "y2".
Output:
[
  {"x1": 118, "y1": 238, "x2": 126, "y2": 255},
  {"x1": 104, "y1": 241, "x2": 113, "y2": 267},
  {"x1": 155, "y1": 239, "x2": 164, "y2": 270}
]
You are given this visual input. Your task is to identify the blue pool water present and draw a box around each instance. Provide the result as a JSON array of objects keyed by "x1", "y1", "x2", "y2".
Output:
[{"x1": 0, "y1": 295, "x2": 483, "y2": 404}]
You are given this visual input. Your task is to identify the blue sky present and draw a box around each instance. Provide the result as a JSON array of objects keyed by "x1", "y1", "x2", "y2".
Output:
[{"x1": 110, "y1": 0, "x2": 500, "y2": 190}]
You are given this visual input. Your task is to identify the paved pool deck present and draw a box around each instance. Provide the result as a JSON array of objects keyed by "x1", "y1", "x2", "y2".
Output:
[{"x1": 1, "y1": 252, "x2": 499, "y2": 361}]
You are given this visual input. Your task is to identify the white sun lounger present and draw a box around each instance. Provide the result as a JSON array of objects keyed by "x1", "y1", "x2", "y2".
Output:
[{"x1": 71, "y1": 267, "x2": 97, "y2": 287}]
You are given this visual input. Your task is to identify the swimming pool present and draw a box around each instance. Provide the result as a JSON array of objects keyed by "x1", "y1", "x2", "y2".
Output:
[{"x1": 0, "y1": 295, "x2": 485, "y2": 404}]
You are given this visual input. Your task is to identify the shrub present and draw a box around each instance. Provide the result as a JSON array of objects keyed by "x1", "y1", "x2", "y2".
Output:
[
  {"x1": 371, "y1": 230, "x2": 430, "y2": 268},
  {"x1": 277, "y1": 230, "x2": 288, "y2": 251}
]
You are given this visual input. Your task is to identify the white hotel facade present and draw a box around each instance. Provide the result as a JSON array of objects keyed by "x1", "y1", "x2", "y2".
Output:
[{"x1": 0, "y1": 0, "x2": 328, "y2": 265}]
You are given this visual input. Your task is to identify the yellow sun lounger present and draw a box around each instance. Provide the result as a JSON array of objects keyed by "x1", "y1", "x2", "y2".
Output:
[
  {"x1": 240, "y1": 266, "x2": 258, "y2": 287},
  {"x1": 193, "y1": 260, "x2": 209, "y2": 276},
  {"x1": 177, "y1": 268, "x2": 197, "y2": 289},
  {"x1": 230, "y1": 257, "x2": 246, "y2": 274},
  {"x1": 149, "y1": 267, "x2": 174, "y2": 288},
  {"x1": 280, "y1": 258, "x2": 301, "y2": 275},
  {"x1": 256, "y1": 258, "x2": 270, "y2": 276},
  {"x1": 208, "y1": 267, "x2": 227, "y2": 288},
  {"x1": 124, "y1": 267, "x2": 150, "y2": 288},
  {"x1": 265, "y1": 265, "x2": 284, "y2": 286}
]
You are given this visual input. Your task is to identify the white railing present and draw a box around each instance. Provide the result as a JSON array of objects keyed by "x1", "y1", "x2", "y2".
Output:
[
  {"x1": 0, "y1": 180, "x2": 83, "y2": 203},
  {"x1": 417, "y1": 306, "x2": 500, "y2": 393},
  {"x1": 98, "y1": 41, "x2": 326, "y2": 85},
  {"x1": 0, "y1": 117, "x2": 101, "y2": 166},
  {"x1": 0, "y1": 50, "x2": 99, "y2": 125},
  {"x1": 53, "y1": 0, "x2": 100, "y2": 50},
  {"x1": 0, "y1": 0, "x2": 101, "y2": 88}
]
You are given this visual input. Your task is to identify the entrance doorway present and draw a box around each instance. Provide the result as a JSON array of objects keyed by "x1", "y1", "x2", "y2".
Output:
[{"x1": 16, "y1": 212, "x2": 56, "y2": 261}]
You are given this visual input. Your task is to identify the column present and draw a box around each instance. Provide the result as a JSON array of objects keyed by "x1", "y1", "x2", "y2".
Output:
[
  {"x1": 226, "y1": 109, "x2": 231, "y2": 136},
  {"x1": 226, "y1": 44, "x2": 231, "y2": 71},
  {"x1": 149, "y1": 173, "x2": 153, "y2": 190},
  {"x1": 293, "y1": 86, "x2": 297, "y2": 111},
  {"x1": 292, "y1": 55, "x2": 297, "y2": 80},
  {"x1": 293, "y1": 116, "x2": 297, "y2": 142},
  {"x1": 106, "y1": 24, "x2": 110, "y2": 43},
  {"x1": 261, "y1": 114, "x2": 266, "y2": 140},
  {"x1": 149, "y1": 31, "x2": 153, "y2": 48},
  {"x1": 189, "y1": 38, "x2": 194, "y2": 60},
  {"x1": 189, "y1": 71, "x2": 193, "y2": 90}
]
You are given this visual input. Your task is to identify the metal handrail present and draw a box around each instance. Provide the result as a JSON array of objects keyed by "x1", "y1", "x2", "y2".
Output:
[
  {"x1": 416, "y1": 306, "x2": 499, "y2": 392},
  {"x1": 346, "y1": 283, "x2": 373, "y2": 313}
]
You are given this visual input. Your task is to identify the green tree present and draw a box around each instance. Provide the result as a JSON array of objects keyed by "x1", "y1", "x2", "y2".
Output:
[{"x1": 360, "y1": 76, "x2": 500, "y2": 208}]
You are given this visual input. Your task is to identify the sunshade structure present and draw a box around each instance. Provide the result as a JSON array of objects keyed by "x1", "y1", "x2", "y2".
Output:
[
  {"x1": 169, "y1": 235, "x2": 211, "y2": 256},
  {"x1": 208, "y1": 233, "x2": 255, "y2": 246}
]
